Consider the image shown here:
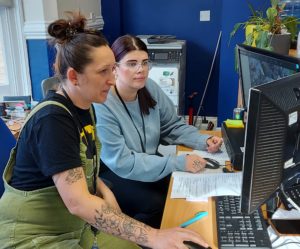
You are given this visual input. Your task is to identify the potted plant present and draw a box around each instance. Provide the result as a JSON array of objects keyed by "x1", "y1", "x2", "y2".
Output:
[{"x1": 230, "y1": 0, "x2": 299, "y2": 54}]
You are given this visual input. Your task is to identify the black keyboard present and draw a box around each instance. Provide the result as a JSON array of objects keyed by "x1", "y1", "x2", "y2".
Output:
[
  {"x1": 281, "y1": 184, "x2": 300, "y2": 210},
  {"x1": 215, "y1": 196, "x2": 271, "y2": 249}
]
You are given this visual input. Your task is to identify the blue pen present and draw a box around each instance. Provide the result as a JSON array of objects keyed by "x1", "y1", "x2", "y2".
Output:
[{"x1": 180, "y1": 211, "x2": 208, "y2": 228}]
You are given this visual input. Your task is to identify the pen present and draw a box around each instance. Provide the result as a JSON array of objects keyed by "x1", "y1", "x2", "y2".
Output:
[{"x1": 180, "y1": 211, "x2": 208, "y2": 228}]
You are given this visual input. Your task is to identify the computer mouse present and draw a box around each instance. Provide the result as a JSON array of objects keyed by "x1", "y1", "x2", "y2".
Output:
[
  {"x1": 203, "y1": 157, "x2": 220, "y2": 169},
  {"x1": 183, "y1": 241, "x2": 211, "y2": 249}
]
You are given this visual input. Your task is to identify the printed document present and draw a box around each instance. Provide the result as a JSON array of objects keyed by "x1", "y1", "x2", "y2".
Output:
[{"x1": 171, "y1": 171, "x2": 242, "y2": 199}]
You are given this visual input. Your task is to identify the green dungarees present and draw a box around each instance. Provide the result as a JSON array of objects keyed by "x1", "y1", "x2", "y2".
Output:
[{"x1": 0, "y1": 101, "x2": 140, "y2": 249}]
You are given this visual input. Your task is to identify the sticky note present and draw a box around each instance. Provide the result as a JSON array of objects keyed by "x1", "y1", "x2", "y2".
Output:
[{"x1": 224, "y1": 119, "x2": 244, "y2": 128}]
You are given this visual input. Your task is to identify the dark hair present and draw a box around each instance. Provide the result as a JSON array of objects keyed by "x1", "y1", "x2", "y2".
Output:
[
  {"x1": 48, "y1": 12, "x2": 109, "y2": 81},
  {"x1": 111, "y1": 35, "x2": 157, "y2": 115}
]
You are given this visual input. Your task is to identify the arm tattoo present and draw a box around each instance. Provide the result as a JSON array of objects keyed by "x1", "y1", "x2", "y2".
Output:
[
  {"x1": 65, "y1": 168, "x2": 83, "y2": 184},
  {"x1": 93, "y1": 204, "x2": 151, "y2": 245}
]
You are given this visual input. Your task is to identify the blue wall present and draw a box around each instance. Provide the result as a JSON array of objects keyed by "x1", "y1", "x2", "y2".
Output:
[
  {"x1": 26, "y1": 0, "x2": 269, "y2": 122},
  {"x1": 27, "y1": 40, "x2": 56, "y2": 101},
  {"x1": 101, "y1": 0, "x2": 122, "y2": 44},
  {"x1": 101, "y1": 0, "x2": 268, "y2": 124},
  {"x1": 218, "y1": 1, "x2": 268, "y2": 124},
  {"x1": 103, "y1": 0, "x2": 222, "y2": 118}
]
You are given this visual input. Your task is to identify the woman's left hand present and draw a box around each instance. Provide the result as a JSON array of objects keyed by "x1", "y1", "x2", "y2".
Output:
[{"x1": 206, "y1": 136, "x2": 223, "y2": 153}]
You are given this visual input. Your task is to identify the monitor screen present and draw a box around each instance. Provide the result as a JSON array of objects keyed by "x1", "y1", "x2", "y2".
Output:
[
  {"x1": 237, "y1": 44, "x2": 300, "y2": 110},
  {"x1": 240, "y1": 73, "x2": 300, "y2": 214}
]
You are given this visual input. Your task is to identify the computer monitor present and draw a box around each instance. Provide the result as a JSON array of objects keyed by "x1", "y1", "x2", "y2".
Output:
[
  {"x1": 240, "y1": 72, "x2": 300, "y2": 214},
  {"x1": 237, "y1": 44, "x2": 300, "y2": 110}
]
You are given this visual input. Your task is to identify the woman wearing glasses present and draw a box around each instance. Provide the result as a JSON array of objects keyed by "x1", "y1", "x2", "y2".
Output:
[
  {"x1": 94, "y1": 35, "x2": 223, "y2": 228},
  {"x1": 0, "y1": 16, "x2": 208, "y2": 249}
]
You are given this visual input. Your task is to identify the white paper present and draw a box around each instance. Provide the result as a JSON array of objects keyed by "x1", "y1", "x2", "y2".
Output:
[
  {"x1": 171, "y1": 171, "x2": 242, "y2": 199},
  {"x1": 186, "y1": 197, "x2": 209, "y2": 202},
  {"x1": 272, "y1": 208, "x2": 300, "y2": 219}
]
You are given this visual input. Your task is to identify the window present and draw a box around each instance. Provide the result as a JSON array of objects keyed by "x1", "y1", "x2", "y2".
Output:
[
  {"x1": 0, "y1": 0, "x2": 31, "y2": 100},
  {"x1": 0, "y1": 19, "x2": 8, "y2": 91}
]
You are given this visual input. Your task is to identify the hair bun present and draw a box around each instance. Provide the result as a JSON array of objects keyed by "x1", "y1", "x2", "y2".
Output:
[{"x1": 48, "y1": 12, "x2": 86, "y2": 43}]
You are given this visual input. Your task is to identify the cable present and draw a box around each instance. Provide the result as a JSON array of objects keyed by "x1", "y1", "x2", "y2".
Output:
[
  {"x1": 272, "y1": 240, "x2": 300, "y2": 249},
  {"x1": 193, "y1": 31, "x2": 222, "y2": 127}
]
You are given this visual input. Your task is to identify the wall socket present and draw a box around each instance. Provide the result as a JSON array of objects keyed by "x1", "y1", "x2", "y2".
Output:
[{"x1": 200, "y1": 10, "x2": 210, "y2": 22}]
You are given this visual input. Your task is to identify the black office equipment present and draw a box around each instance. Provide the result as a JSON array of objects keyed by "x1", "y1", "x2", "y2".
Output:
[
  {"x1": 203, "y1": 157, "x2": 220, "y2": 169},
  {"x1": 240, "y1": 73, "x2": 300, "y2": 214},
  {"x1": 269, "y1": 219, "x2": 300, "y2": 235},
  {"x1": 146, "y1": 35, "x2": 176, "y2": 44},
  {"x1": 221, "y1": 123, "x2": 245, "y2": 170},
  {"x1": 224, "y1": 44, "x2": 300, "y2": 172},
  {"x1": 216, "y1": 195, "x2": 271, "y2": 249},
  {"x1": 237, "y1": 44, "x2": 300, "y2": 110},
  {"x1": 183, "y1": 241, "x2": 208, "y2": 249},
  {"x1": 280, "y1": 183, "x2": 300, "y2": 210}
]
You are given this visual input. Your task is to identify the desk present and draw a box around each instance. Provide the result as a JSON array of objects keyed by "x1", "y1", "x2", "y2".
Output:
[
  {"x1": 289, "y1": 48, "x2": 298, "y2": 57},
  {"x1": 161, "y1": 130, "x2": 221, "y2": 248},
  {"x1": 2, "y1": 118, "x2": 24, "y2": 138}
]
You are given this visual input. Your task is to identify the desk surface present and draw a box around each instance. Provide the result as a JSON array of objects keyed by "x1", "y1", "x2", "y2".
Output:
[
  {"x1": 3, "y1": 118, "x2": 24, "y2": 138},
  {"x1": 161, "y1": 130, "x2": 221, "y2": 248},
  {"x1": 289, "y1": 48, "x2": 298, "y2": 57}
]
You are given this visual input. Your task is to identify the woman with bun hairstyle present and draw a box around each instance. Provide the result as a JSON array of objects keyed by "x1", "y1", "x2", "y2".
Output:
[{"x1": 0, "y1": 13, "x2": 208, "y2": 249}]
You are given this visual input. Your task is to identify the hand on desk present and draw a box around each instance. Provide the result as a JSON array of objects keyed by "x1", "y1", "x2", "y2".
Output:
[
  {"x1": 206, "y1": 136, "x2": 223, "y2": 153},
  {"x1": 185, "y1": 154, "x2": 206, "y2": 173},
  {"x1": 150, "y1": 227, "x2": 208, "y2": 249}
]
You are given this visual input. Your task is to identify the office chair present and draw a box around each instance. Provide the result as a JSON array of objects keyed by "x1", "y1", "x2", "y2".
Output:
[
  {"x1": 0, "y1": 118, "x2": 16, "y2": 197},
  {"x1": 41, "y1": 76, "x2": 60, "y2": 98}
]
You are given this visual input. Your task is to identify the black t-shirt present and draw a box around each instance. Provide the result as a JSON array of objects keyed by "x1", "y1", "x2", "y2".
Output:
[{"x1": 10, "y1": 91, "x2": 95, "y2": 191}]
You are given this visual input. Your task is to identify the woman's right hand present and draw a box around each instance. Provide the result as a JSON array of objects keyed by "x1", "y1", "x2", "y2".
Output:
[
  {"x1": 148, "y1": 227, "x2": 209, "y2": 249},
  {"x1": 185, "y1": 154, "x2": 207, "y2": 173},
  {"x1": 96, "y1": 178, "x2": 121, "y2": 212}
]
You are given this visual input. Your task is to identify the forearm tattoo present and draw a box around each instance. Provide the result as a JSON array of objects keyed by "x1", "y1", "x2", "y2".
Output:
[
  {"x1": 93, "y1": 204, "x2": 151, "y2": 245},
  {"x1": 193, "y1": 159, "x2": 202, "y2": 170},
  {"x1": 65, "y1": 168, "x2": 83, "y2": 184}
]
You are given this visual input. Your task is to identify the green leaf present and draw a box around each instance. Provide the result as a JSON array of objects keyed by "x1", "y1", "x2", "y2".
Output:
[
  {"x1": 266, "y1": 7, "x2": 277, "y2": 22},
  {"x1": 271, "y1": 0, "x2": 279, "y2": 8},
  {"x1": 255, "y1": 31, "x2": 270, "y2": 48}
]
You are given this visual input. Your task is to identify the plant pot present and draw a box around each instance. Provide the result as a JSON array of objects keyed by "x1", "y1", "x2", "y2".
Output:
[{"x1": 269, "y1": 33, "x2": 291, "y2": 55}]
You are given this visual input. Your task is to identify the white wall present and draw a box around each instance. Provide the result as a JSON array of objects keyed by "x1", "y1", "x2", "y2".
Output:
[
  {"x1": 57, "y1": 0, "x2": 100, "y2": 20},
  {"x1": 22, "y1": 0, "x2": 103, "y2": 39}
]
